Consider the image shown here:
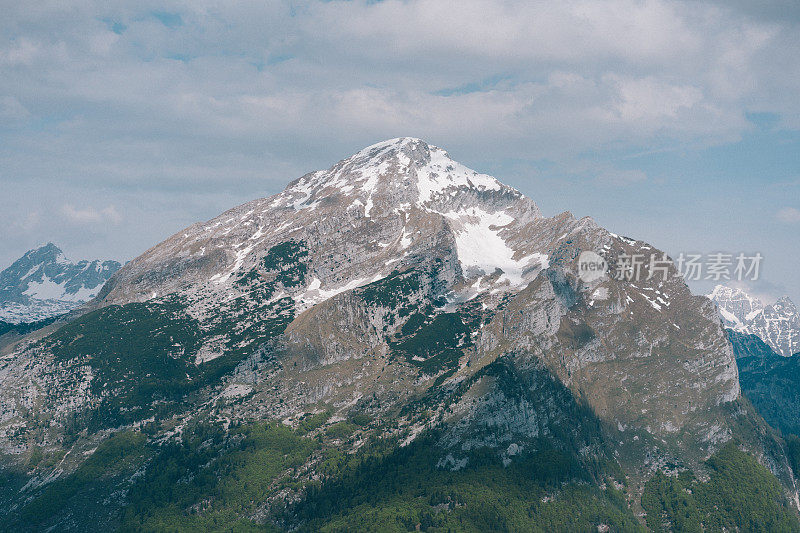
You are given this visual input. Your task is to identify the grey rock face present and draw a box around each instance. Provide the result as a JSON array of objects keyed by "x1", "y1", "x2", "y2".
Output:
[
  {"x1": 0, "y1": 243, "x2": 121, "y2": 323},
  {"x1": 709, "y1": 285, "x2": 800, "y2": 356}
]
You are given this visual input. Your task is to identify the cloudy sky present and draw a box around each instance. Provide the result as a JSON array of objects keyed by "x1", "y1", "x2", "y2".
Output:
[{"x1": 2, "y1": 0, "x2": 799, "y2": 302}]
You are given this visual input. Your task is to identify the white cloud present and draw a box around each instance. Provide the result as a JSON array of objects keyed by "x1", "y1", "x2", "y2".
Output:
[
  {"x1": 0, "y1": 38, "x2": 40, "y2": 66},
  {"x1": 0, "y1": 1, "x2": 794, "y2": 190},
  {"x1": 61, "y1": 204, "x2": 122, "y2": 225},
  {"x1": 776, "y1": 207, "x2": 800, "y2": 224},
  {"x1": 0, "y1": 0, "x2": 794, "y2": 165},
  {"x1": 606, "y1": 76, "x2": 704, "y2": 122}
]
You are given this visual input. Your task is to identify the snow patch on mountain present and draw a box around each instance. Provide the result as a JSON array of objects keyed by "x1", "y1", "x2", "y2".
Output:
[
  {"x1": 444, "y1": 206, "x2": 547, "y2": 287},
  {"x1": 297, "y1": 273, "x2": 385, "y2": 312}
]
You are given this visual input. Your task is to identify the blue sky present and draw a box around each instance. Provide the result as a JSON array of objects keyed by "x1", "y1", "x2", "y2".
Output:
[{"x1": 1, "y1": 0, "x2": 798, "y2": 303}]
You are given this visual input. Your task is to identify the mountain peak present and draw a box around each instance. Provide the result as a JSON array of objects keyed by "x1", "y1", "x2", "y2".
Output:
[
  {"x1": 6, "y1": 140, "x2": 770, "y2": 527},
  {"x1": 351, "y1": 136, "x2": 428, "y2": 158},
  {"x1": 33, "y1": 242, "x2": 61, "y2": 252},
  {"x1": 107, "y1": 138, "x2": 551, "y2": 304},
  {"x1": 775, "y1": 295, "x2": 797, "y2": 312},
  {"x1": 0, "y1": 245, "x2": 121, "y2": 323},
  {"x1": 345, "y1": 137, "x2": 449, "y2": 174},
  {"x1": 282, "y1": 137, "x2": 536, "y2": 220},
  {"x1": 23, "y1": 242, "x2": 68, "y2": 264},
  {"x1": 709, "y1": 284, "x2": 756, "y2": 301}
]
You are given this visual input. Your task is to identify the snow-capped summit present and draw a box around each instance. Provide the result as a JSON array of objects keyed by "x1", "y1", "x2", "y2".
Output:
[
  {"x1": 709, "y1": 284, "x2": 800, "y2": 356},
  {"x1": 277, "y1": 137, "x2": 545, "y2": 287},
  {"x1": 103, "y1": 138, "x2": 549, "y2": 310},
  {"x1": 0, "y1": 243, "x2": 121, "y2": 323},
  {"x1": 280, "y1": 137, "x2": 539, "y2": 218}
]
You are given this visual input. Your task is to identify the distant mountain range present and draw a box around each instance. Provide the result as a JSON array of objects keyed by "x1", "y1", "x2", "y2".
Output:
[
  {"x1": 709, "y1": 284, "x2": 800, "y2": 356},
  {"x1": 0, "y1": 243, "x2": 121, "y2": 323}
]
